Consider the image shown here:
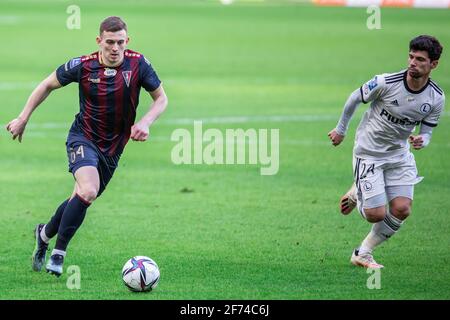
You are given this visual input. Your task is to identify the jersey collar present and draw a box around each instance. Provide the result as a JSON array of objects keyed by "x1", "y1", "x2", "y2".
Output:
[
  {"x1": 403, "y1": 71, "x2": 430, "y2": 94},
  {"x1": 98, "y1": 51, "x2": 124, "y2": 68}
]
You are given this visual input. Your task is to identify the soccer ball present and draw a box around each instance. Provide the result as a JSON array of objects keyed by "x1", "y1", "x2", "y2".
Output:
[{"x1": 122, "y1": 256, "x2": 160, "y2": 292}]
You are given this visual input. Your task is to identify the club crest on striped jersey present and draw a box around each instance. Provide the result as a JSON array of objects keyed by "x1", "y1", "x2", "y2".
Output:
[
  {"x1": 104, "y1": 68, "x2": 117, "y2": 77},
  {"x1": 122, "y1": 71, "x2": 132, "y2": 87}
]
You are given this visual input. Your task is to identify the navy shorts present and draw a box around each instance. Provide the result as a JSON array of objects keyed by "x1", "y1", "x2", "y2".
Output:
[{"x1": 66, "y1": 132, "x2": 121, "y2": 197}]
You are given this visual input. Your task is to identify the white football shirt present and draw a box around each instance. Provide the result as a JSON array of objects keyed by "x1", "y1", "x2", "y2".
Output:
[{"x1": 354, "y1": 70, "x2": 445, "y2": 159}]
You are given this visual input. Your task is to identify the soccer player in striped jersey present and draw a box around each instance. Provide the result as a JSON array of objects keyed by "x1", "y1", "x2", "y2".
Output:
[
  {"x1": 7, "y1": 17, "x2": 168, "y2": 276},
  {"x1": 328, "y1": 35, "x2": 444, "y2": 268}
]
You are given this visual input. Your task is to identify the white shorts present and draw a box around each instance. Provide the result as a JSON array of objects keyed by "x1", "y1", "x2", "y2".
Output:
[{"x1": 353, "y1": 152, "x2": 422, "y2": 208}]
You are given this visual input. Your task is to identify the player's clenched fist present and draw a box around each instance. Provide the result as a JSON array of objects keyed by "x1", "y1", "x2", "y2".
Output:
[
  {"x1": 6, "y1": 117, "x2": 27, "y2": 143},
  {"x1": 130, "y1": 122, "x2": 149, "y2": 142},
  {"x1": 328, "y1": 128, "x2": 345, "y2": 146},
  {"x1": 409, "y1": 135, "x2": 424, "y2": 150}
]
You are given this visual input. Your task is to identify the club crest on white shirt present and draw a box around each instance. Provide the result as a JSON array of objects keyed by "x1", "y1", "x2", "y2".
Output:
[{"x1": 420, "y1": 103, "x2": 431, "y2": 114}]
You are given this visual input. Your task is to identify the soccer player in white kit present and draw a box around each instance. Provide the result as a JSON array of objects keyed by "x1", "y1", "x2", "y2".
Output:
[{"x1": 328, "y1": 35, "x2": 445, "y2": 268}]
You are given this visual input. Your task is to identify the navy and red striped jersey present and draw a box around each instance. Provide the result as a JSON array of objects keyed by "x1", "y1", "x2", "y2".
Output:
[{"x1": 56, "y1": 49, "x2": 161, "y2": 156}]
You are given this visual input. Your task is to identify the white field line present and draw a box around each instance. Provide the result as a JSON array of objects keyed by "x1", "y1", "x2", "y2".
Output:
[
  {"x1": 0, "y1": 15, "x2": 21, "y2": 25},
  {"x1": 10, "y1": 133, "x2": 450, "y2": 148},
  {"x1": 2, "y1": 111, "x2": 449, "y2": 130},
  {"x1": 1, "y1": 114, "x2": 340, "y2": 131},
  {"x1": 163, "y1": 114, "x2": 339, "y2": 124},
  {"x1": 0, "y1": 82, "x2": 39, "y2": 90},
  {"x1": 7, "y1": 132, "x2": 337, "y2": 146}
]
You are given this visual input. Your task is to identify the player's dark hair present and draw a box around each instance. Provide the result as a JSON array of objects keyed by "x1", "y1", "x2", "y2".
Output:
[
  {"x1": 100, "y1": 16, "x2": 127, "y2": 35},
  {"x1": 409, "y1": 35, "x2": 443, "y2": 62}
]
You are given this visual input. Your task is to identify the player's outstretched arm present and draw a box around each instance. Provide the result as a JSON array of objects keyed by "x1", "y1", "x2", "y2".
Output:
[
  {"x1": 328, "y1": 88, "x2": 363, "y2": 147},
  {"x1": 6, "y1": 71, "x2": 62, "y2": 142},
  {"x1": 131, "y1": 85, "x2": 168, "y2": 142}
]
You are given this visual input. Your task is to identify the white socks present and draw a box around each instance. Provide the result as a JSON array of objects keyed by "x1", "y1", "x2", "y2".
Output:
[
  {"x1": 51, "y1": 249, "x2": 66, "y2": 257},
  {"x1": 40, "y1": 225, "x2": 66, "y2": 257},
  {"x1": 40, "y1": 225, "x2": 51, "y2": 244},
  {"x1": 359, "y1": 210, "x2": 403, "y2": 255}
]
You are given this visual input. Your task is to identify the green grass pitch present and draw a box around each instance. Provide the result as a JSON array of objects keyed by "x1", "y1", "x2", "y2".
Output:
[{"x1": 0, "y1": 0, "x2": 449, "y2": 299}]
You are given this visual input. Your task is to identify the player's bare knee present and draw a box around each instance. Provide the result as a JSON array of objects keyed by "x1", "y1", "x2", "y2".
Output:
[
  {"x1": 391, "y1": 204, "x2": 411, "y2": 220},
  {"x1": 364, "y1": 207, "x2": 386, "y2": 223},
  {"x1": 390, "y1": 197, "x2": 412, "y2": 220},
  {"x1": 78, "y1": 186, "x2": 98, "y2": 203}
]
